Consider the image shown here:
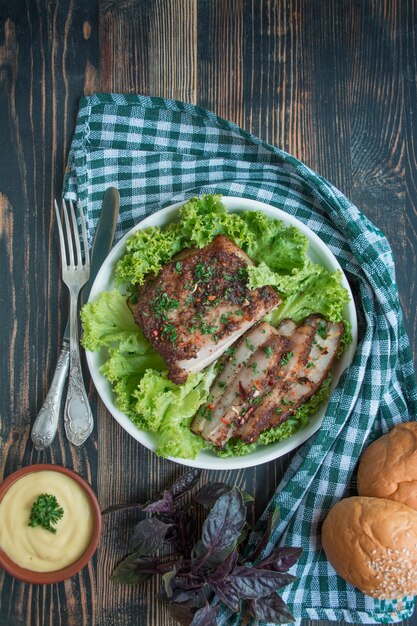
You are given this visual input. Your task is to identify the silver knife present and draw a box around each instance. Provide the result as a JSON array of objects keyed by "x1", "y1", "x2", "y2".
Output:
[{"x1": 31, "y1": 187, "x2": 120, "y2": 450}]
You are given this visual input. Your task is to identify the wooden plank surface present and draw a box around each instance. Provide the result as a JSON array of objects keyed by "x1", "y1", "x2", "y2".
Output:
[{"x1": 0, "y1": 1, "x2": 416, "y2": 625}]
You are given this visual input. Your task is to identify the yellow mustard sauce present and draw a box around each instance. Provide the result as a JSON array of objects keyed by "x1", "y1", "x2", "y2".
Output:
[{"x1": 0, "y1": 470, "x2": 94, "y2": 572}]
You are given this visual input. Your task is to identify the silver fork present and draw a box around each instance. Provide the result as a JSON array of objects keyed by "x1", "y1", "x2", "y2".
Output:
[{"x1": 55, "y1": 199, "x2": 94, "y2": 446}]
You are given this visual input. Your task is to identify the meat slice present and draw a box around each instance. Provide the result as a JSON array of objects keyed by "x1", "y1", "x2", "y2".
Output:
[
  {"x1": 131, "y1": 235, "x2": 281, "y2": 383},
  {"x1": 191, "y1": 322, "x2": 288, "y2": 446},
  {"x1": 236, "y1": 317, "x2": 344, "y2": 443}
]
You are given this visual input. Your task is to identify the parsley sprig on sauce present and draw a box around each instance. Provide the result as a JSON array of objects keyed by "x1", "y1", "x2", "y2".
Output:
[{"x1": 28, "y1": 494, "x2": 64, "y2": 534}]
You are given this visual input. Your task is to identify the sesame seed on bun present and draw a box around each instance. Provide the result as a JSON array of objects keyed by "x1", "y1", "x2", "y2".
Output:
[
  {"x1": 322, "y1": 496, "x2": 417, "y2": 599},
  {"x1": 357, "y1": 422, "x2": 417, "y2": 511}
]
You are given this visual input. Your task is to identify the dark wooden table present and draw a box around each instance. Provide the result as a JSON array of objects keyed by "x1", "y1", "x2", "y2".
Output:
[{"x1": 1, "y1": 1, "x2": 416, "y2": 625}]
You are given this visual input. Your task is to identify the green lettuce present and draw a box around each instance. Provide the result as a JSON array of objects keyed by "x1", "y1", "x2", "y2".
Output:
[
  {"x1": 115, "y1": 222, "x2": 185, "y2": 286},
  {"x1": 133, "y1": 366, "x2": 216, "y2": 458},
  {"x1": 81, "y1": 289, "x2": 152, "y2": 353},
  {"x1": 178, "y1": 195, "x2": 256, "y2": 250},
  {"x1": 242, "y1": 210, "x2": 309, "y2": 272},
  {"x1": 264, "y1": 265, "x2": 350, "y2": 326}
]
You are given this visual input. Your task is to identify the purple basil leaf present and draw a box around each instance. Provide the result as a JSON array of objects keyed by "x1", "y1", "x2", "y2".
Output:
[
  {"x1": 201, "y1": 488, "x2": 246, "y2": 556},
  {"x1": 101, "y1": 502, "x2": 142, "y2": 515},
  {"x1": 258, "y1": 546, "x2": 302, "y2": 572},
  {"x1": 229, "y1": 566, "x2": 296, "y2": 599},
  {"x1": 195, "y1": 483, "x2": 231, "y2": 508},
  {"x1": 209, "y1": 549, "x2": 238, "y2": 582},
  {"x1": 195, "y1": 483, "x2": 253, "y2": 509},
  {"x1": 168, "y1": 588, "x2": 200, "y2": 604},
  {"x1": 130, "y1": 517, "x2": 172, "y2": 554},
  {"x1": 111, "y1": 554, "x2": 157, "y2": 584},
  {"x1": 245, "y1": 505, "x2": 281, "y2": 563},
  {"x1": 190, "y1": 603, "x2": 218, "y2": 626},
  {"x1": 166, "y1": 603, "x2": 195, "y2": 626},
  {"x1": 247, "y1": 593, "x2": 295, "y2": 624},
  {"x1": 211, "y1": 581, "x2": 241, "y2": 613},
  {"x1": 143, "y1": 490, "x2": 175, "y2": 515},
  {"x1": 176, "y1": 508, "x2": 198, "y2": 556},
  {"x1": 172, "y1": 469, "x2": 202, "y2": 498},
  {"x1": 191, "y1": 539, "x2": 234, "y2": 569}
]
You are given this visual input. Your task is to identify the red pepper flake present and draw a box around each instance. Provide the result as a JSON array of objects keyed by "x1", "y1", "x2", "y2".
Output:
[
  {"x1": 207, "y1": 403, "x2": 214, "y2": 410},
  {"x1": 196, "y1": 298, "x2": 201, "y2": 302},
  {"x1": 207, "y1": 295, "x2": 216, "y2": 301},
  {"x1": 152, "y1": 330, "x2": 158, "y2": 337},
  {"x1": 220, "y1": 417, "x2": 229, "y2": 425},
  {"x1": 238, "y1": 381, "x2": 247, "y2": 399}
]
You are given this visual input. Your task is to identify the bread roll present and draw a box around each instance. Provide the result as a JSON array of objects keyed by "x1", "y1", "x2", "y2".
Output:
[
  {"x1": 357, "y1": 422, "x2": 417, "y2": 511},
  {"x1": 322, "y1": 496, "x2": 417, "y2": 599}
]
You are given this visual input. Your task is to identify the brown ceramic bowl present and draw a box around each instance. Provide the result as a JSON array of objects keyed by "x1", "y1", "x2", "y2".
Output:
[{"x1": 0, "y1": 464, "x2": 101, "y2": 584}]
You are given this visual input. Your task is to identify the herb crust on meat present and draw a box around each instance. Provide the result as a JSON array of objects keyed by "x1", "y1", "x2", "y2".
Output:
[{"x1": 131, "y1": 235, "x2": 281, "y2": 383}]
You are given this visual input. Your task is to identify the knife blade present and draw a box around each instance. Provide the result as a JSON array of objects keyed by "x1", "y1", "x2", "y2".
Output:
[{"x1": 31, "y1": 187, "x2": 120, "y2": 450}]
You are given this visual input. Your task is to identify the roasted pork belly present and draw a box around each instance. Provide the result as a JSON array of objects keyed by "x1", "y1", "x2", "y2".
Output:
[
  {"x1": 131, "y1": 235, "x2": 281, "y2": 383},
  {"x1": 191, "y1": 315, "x2": 344, "y2": 447},
  {"x1": 236, "y1": 316, "x2": 344, "y2": 443},
  {"x1": 191, "y1": 322, "x2": 289, "y2": 446}
]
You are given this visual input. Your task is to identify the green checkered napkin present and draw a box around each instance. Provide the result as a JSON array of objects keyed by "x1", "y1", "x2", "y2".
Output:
[{"x1": 64, "y1": 93, "x2": 417, "y2": 624}]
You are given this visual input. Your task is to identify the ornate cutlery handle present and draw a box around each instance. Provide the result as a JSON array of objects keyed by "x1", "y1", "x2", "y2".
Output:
[
  {"x1": 31, "y1": 344, "x2": 70, "y2": 450},
  {"x1": 64, "y1": 291, "x2": 94, "y2": 446}
]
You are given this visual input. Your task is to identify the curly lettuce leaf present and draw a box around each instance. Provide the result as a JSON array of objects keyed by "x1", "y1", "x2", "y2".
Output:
[
  {"x1": 131, "y1": 366, "x2": 217, "y2": 458},
  {"x1": 101, "y1": 349, "x2": 166, "y2": 384},
  {"x1": 81, "y1": 289, "x2": 152, "y2": 353},
  {"x1": 178, "y1": 194, "x2": 256, "y2": 250},
  {"x1": 115, "y1": 222, "x2": 185, "y2": 286},
  {"x1": 265, "y1": 266, "x2": 350, "y2": 326},
  {"x1": 217, "y1": 374, "x2": 332, "y2": 458},
  {"x1": 241, "y1": 210, "x2": 309, "y2": 272}
]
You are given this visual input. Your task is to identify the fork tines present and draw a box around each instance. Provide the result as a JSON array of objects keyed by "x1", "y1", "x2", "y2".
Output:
[{"x1": 54, "y1": 199, "x2": 89, "y2": 269}]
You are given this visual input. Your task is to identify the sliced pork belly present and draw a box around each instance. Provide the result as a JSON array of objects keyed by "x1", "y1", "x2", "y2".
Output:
[
  {"x1": 191, "y1": 322, "x2": 289, "y2": 446},
  {"x1": 192, "y1": 315, "x2": 344, "y2": 447},
  {"x1": 236, "y1": 318, "x2": 344, "y2": 443},
  {"x1": 132, "y1": 235, "x2": 281, "y2": 383}
]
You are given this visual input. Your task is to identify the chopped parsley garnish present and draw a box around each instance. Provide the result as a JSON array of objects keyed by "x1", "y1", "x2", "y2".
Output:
[
  {"x1": 200, "y1": 320, "x2": 218, "y2": 335},
  {"x1": 280, "y1": 351, "x2": 293, "y2": 366},
  {"x1": 194, "y1": 263, "x2": 213, "y2": 281},
  {"x1": 245, "y1": 338, "x2": 255, "y2": 352},
  {"x1": 175, "y1": 261, "x2": 182, "y2": 273},
  {"x1": 237, "y1": 267, "x2": 248, "y2": 281},
  {"x1": 220, "y1": 312, "x2": 231, "y2": 324},
  {"x1": 306, "y1": 361, "x2": 315, "y2": 369},
  {"x1": 28, "y1": 494, "x2": 64, "y2": 534},
  {"x1": 251, "y1": 362, "x2": 259, "y2": 375},
  {"x1": 150, "y1": 292, "x2": 180, "y2": 319},
  {"x1": 217, "y1": 381, "x2": 227, "y2": 389},
  {"x1": 317, "y1": 322, "x2": 327, "y2": 340},
  {"x1": 161, "y1": 323, "x2": 178, "y2": 343},
  {"x1": 264, "y1": 346, "x2": 273, "y2": 358}
]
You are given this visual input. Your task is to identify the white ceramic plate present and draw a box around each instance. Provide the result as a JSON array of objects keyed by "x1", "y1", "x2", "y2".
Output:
[{"x1": 86, "y1": 197, "x2": 358, "y2": 469}]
